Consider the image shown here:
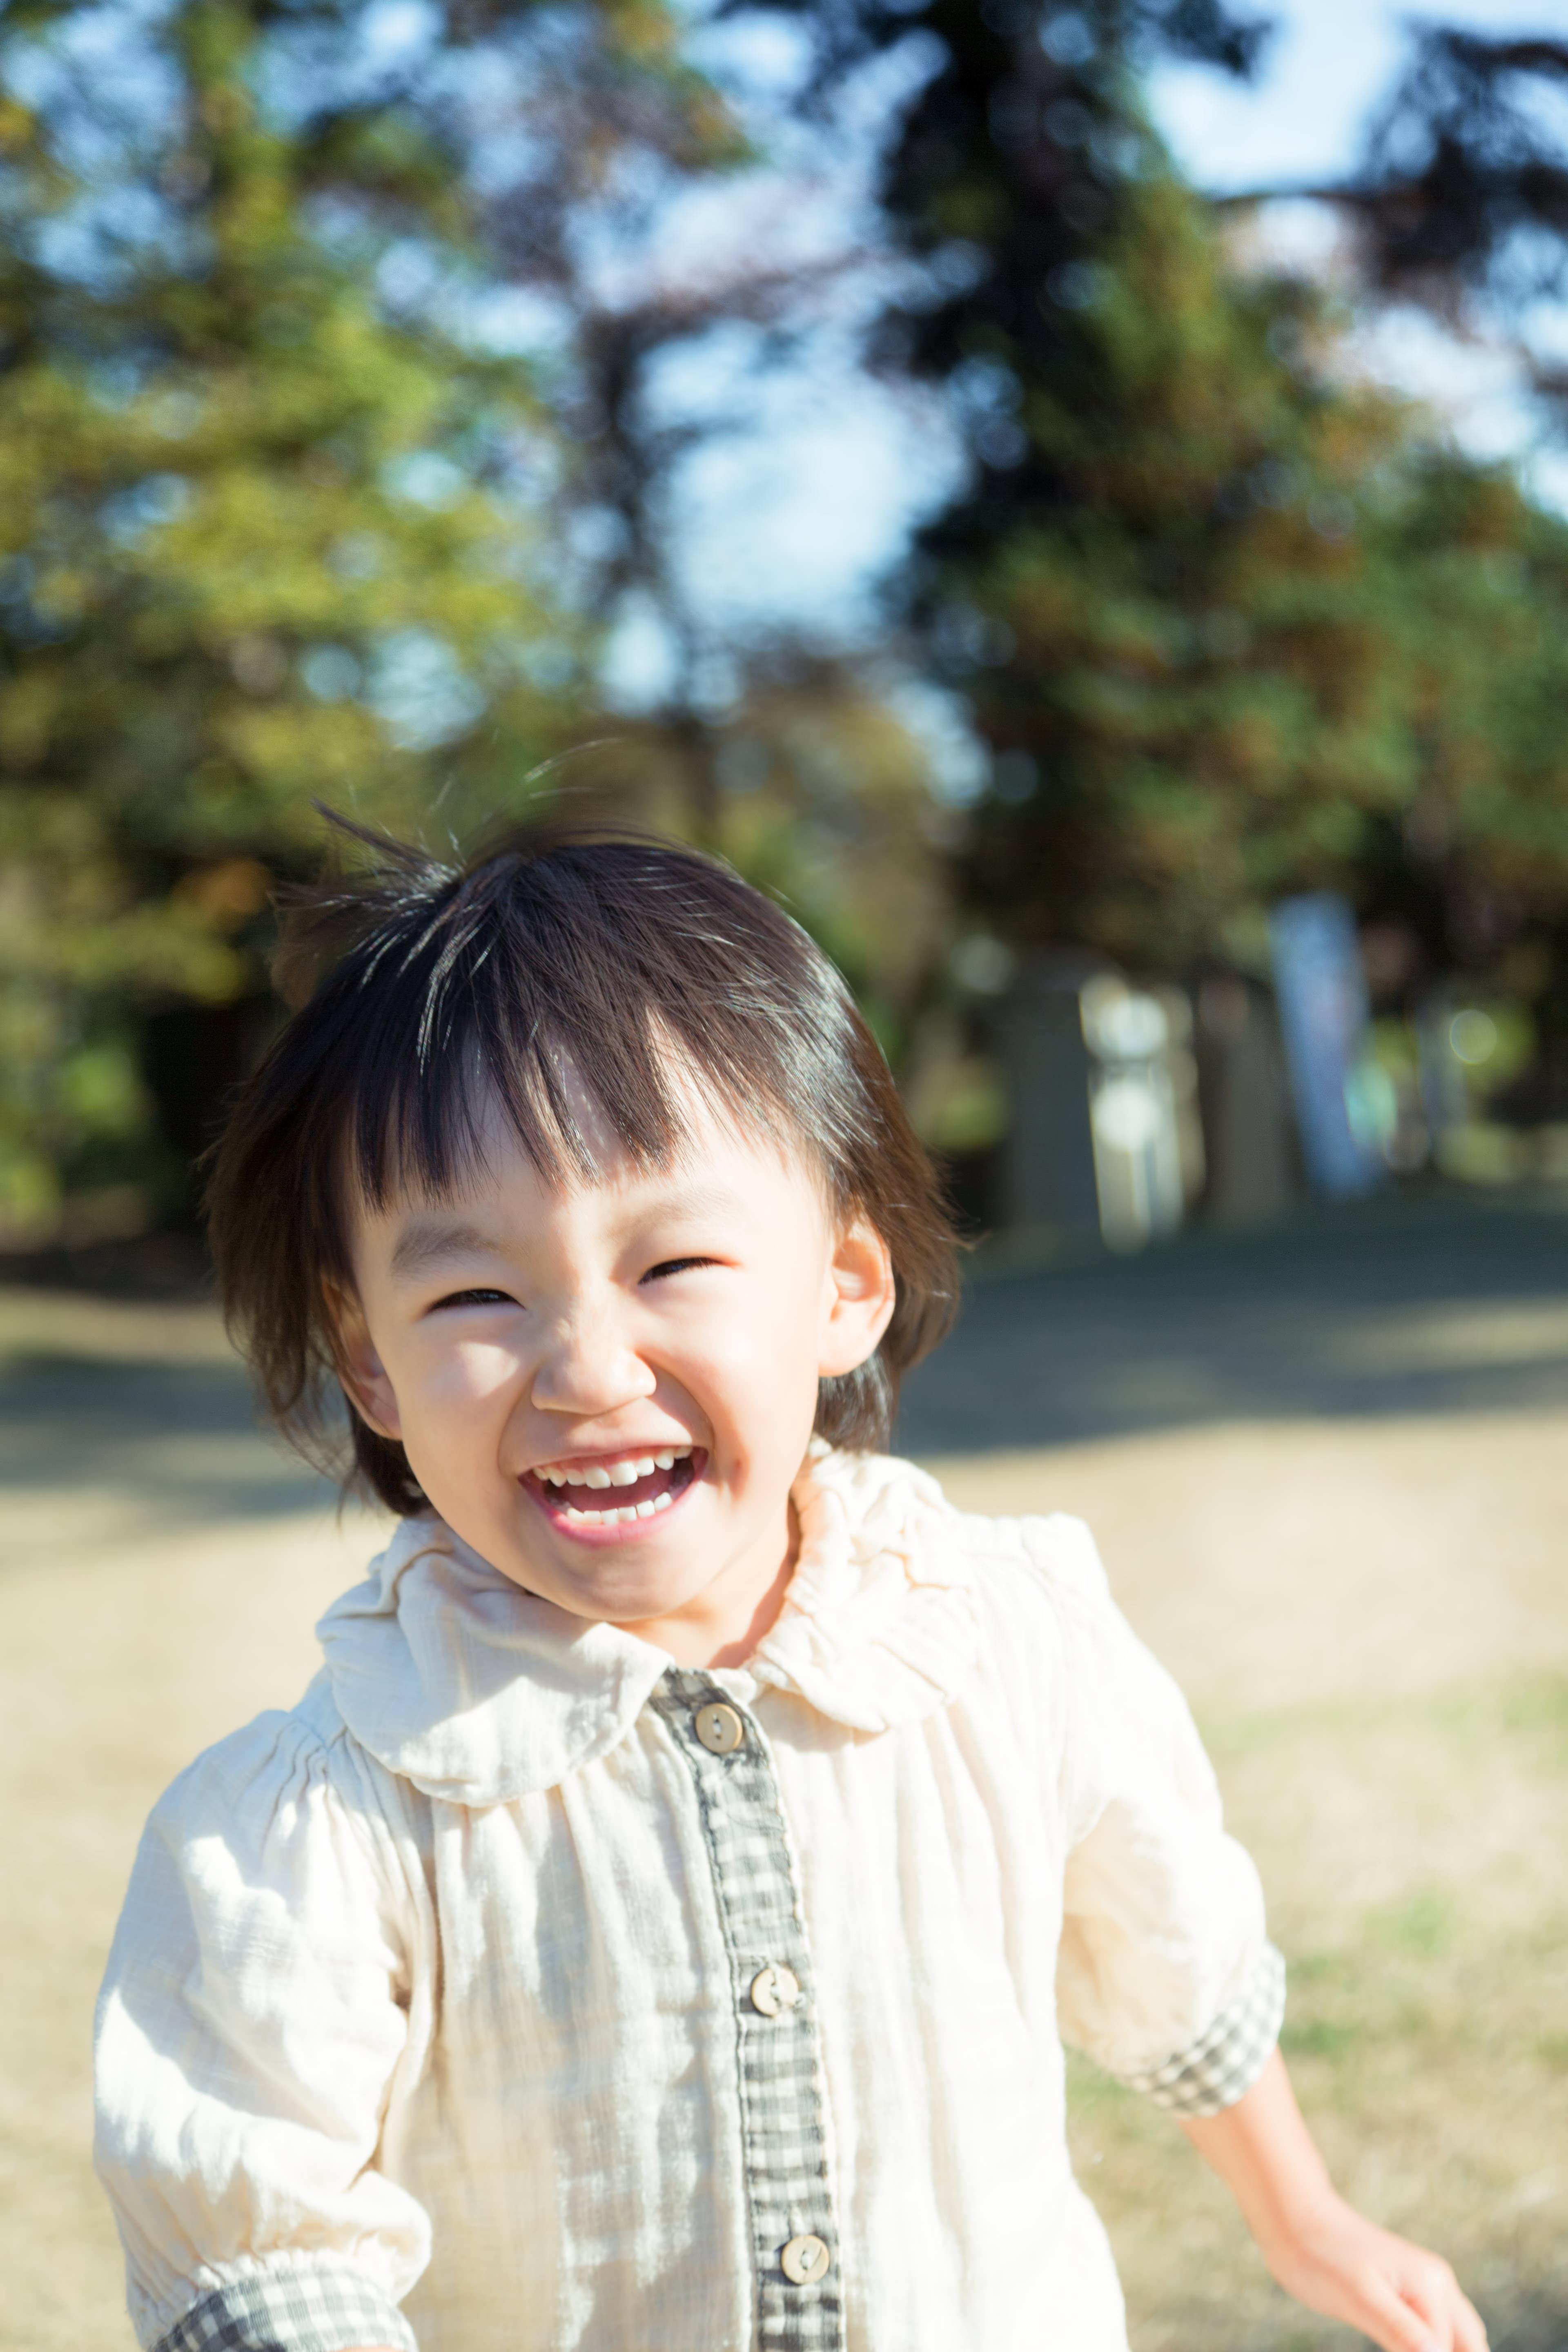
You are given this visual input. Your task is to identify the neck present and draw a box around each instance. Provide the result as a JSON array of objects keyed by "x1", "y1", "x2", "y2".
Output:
[{"x1": 615, "y1": 1501, "x2": 800, "y2": 1671}]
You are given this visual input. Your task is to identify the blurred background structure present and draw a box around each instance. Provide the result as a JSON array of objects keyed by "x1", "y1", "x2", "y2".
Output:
[{"x1": 6, "y1": 2, "x2": 1568, "y2": 2347}]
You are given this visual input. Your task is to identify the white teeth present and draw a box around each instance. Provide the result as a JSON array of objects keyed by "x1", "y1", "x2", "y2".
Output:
[
  {"x1": 555, "y1": 1486, "x2": 681, "y2": 1528},
  {"x1": 534, "y1": 1442, "x2": 696, "y2": 1490}
]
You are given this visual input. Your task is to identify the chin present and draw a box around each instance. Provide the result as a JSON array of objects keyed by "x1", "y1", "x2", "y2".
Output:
[{"x1": 568, "y1": 1569, "x2": 704, "y2": 1629}]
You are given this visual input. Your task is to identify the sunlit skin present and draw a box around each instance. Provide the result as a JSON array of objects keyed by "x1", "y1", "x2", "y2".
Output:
[
  {"x1": 330, "y1": 1078, "x2": 1486, "y2": 2352},
  {"x1": 332, "y1": 1075, "x2": 895, "y2": 1669},
  {"x1": 1181, "y1": 2052, "x2": 1486, "y2": 2352}
]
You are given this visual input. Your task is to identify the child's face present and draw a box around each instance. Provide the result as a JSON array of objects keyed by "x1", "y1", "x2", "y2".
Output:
[{"x1": 334, "y1": 1074, "x2": 895, "y2": 1663}]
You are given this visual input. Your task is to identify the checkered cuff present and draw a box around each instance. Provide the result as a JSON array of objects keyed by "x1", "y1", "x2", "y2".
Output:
[
  {"x1": 1116, "y1": 1940, "x2": 1286, "y2": 2117},
  {"x1": 150, "y1": 2265, "x2": 417, "y2": 2352}
]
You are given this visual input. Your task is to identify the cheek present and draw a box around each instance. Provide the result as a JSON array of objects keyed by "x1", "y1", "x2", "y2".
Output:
[
  {"x1": 668, "y1": 1275, "x2": 826, "y2": 1428},
  {"x1": 402, "y1": 1337, "x2": 527, "y2": 1424}
]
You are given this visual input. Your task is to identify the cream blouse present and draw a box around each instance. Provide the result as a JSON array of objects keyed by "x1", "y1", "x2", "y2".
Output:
[{"x1": 95, "y1": 1446, "x2": 1283, "y2": 2352}]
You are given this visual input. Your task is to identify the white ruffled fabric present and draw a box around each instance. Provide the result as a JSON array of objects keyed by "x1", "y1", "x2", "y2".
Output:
[{"x1": 96, "y1": 1447, "x2": 1276, "y2": 2352}]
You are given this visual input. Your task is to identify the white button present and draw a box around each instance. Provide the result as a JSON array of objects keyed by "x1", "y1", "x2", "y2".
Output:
[
  {"x1": 749, "y1": 1963, "x2": 801, "y2": 2018},
  {"x1": 693, "y1": 1702, "x2": 744, "y2": 1755},
  {"x1": 781, "y1": 2234, "x2": 831, "y2": 2286}
]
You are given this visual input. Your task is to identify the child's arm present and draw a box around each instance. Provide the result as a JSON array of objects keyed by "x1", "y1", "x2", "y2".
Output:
[
  {"x1": 1180, "y1": 2049, "x2": 1486, "y2": 2352},
  {"x1": 96, "y1": 1714, "x2": 428, "y2": 2352}
]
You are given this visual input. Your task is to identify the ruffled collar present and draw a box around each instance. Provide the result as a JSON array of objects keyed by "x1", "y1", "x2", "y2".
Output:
[{"x1": 316, "y1": 1445, "x2": 981, "y2": 1804}]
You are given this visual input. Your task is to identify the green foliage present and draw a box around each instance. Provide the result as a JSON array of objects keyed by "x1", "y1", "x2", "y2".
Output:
[
  {"x1": 0, "y1": 0, "x2": 711, "y2": 1230},
  {"x1": 947, "y1": 167, "x2": 1568, "y2": 973},
  {"x1": 1364, "y1": 458, "x2": 1568, "y2": 930}
]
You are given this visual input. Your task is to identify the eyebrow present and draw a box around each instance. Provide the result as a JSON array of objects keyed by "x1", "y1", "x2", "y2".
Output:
[{"x1": 388, "y1": 1218, "x2": 503, "y2": 1282}]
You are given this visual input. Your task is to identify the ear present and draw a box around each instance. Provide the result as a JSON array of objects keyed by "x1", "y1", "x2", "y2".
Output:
[
  {"x1": 324, "y1": 1280, "x2": 403, "y2": 1442},
  {"x1": 817, "y1": 1214, "x2": 897, "y2": 1379}
]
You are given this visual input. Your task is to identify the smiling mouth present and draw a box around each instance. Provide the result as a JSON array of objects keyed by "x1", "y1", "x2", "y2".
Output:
[{"x1": 522, "y1": 1446, "x2": 704, "y2": 1531}]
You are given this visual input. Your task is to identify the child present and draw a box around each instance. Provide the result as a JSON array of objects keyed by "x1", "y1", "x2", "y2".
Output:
[{"x1": 95, "y1": 823, "x2": 1483, "y2": 2352}]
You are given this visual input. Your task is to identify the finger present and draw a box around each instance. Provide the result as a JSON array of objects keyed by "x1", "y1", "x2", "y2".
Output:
[
  {"x1": 1397, "y1": 2258, "x2": 1461, "y2": 2350},
  {"x1": 1450, "y1": 2285, "x2": 1490, "y2": 2352},
  {"x1": 1356, "y1": 2268, "x2": 1449, "y2": 2352},
  {"x1": 1398, "y1": 2252, "x2": 1489, "y2": 2352}
]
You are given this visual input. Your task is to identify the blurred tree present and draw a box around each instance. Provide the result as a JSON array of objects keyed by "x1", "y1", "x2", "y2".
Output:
[
  {"x1": 446, "y1": 7, "x2": 970, "y2": 1069},
  {"x1": 739, "y1": 1, "x2": 1568, "y2": 999},
  {"x1": 1357, "y1": 453, "x2": 1568, "y2": 987},
  {"x1": 952, "y1": 166, "x2": 1421, "y2": 967},
  {"x1": 704, "y1": 4, "x2": 1295, "y2": 973},
  {"x1": 956, "y1": 173, "x2": 1568, "y2": 978},
  {"x1": 552, "y1": 0, "x2": 1568, "y2": 1131},
  {"x1": 0, "y1": 0, "x2": 725, "y2": 1234}
]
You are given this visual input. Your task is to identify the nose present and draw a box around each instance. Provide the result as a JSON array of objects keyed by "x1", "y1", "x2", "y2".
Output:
[{"x1": 528, "y1": 1300, "x2": 657, "y2": 1419}]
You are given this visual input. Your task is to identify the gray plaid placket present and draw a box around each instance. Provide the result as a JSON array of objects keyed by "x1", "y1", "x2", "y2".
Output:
[{"x1": 650, "y1": 1670, "x2": 846, "y2": 2352}]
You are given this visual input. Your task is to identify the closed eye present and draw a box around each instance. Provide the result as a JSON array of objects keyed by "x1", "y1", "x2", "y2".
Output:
[
  {"x1": 642, "y1": 1256, "x2": 717, "y2": 1283},
  {"x1": 429, "y1": 1286, "x2": 518, "y2": 1311}
]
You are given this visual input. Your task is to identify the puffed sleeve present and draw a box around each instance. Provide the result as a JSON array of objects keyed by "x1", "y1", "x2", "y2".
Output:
[
  {"x1": 94, "y1": 1703, "x2": 432, "y2": 2352},
  {"x1": 1029, "y1": 1514, "x2": 1285, "y2": 2116}
]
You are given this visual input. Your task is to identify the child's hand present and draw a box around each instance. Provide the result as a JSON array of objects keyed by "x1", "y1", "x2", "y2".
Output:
[
  {"x1": 1180, "y1": 2051, "x2": 1486, "y2": 2352},
  {"x1": 1263, "y1": 2193, "x2": 1487, "y2": 2352}
]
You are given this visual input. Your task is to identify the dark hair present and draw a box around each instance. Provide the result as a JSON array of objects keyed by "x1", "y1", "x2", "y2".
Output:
[{"x1": 205, "y1": 818, "x2": 960, "y2": 1513}]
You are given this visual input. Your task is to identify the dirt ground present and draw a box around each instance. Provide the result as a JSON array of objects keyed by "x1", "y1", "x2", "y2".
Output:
[{"x1": 3, "y1": 1206, "x2": 1567, "y2": 2351}]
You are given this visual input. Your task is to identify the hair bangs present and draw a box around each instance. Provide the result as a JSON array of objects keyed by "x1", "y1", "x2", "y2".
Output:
[{"x1": 337, "y1": 863, "x2": 713, "y2": 1221}]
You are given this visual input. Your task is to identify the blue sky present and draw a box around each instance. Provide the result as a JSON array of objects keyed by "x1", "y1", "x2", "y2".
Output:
[{"x1": 1150, "y1": 0, "x2": 1568, "y2": 192}]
